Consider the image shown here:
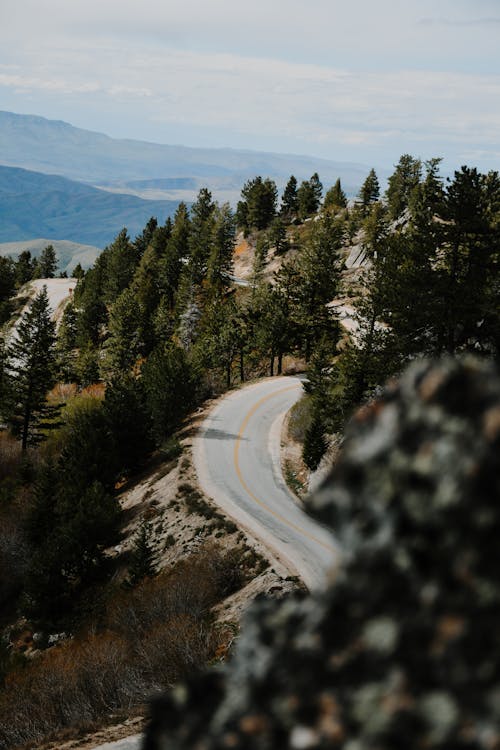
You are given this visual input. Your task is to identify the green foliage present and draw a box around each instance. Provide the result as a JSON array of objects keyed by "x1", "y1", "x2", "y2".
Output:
[
  {"x1": 33, "y1": 245, "x2": 58, "y2": 279},
  {"x1": 0, "y1": 257, "x2": 15, "y2": 325},
  {"x1": 103, "y1": 375, "x2": 154, "y2": 475},
  {"x1": 55, "y1": 302, "x2": 78, "y2": 382},
  {"x1": 141, "y1": 344, "x2": 196, "y2": 441},
  {"x1": 297, "y1": 172, "x2": 323, "y2": 219},
  {"x1": 358, "y1": 168, "x2": 380, "y2": 212},
  {"x1": 103, "y1": 228, "x2": 139, "y2": 304},
  {"x1": 385, "y1": 154, "x2": 422, "y2": 219},
  {"x1": 5, "y1": 286, "x2": 57, "y2": 449},
  {"x1": 237, "y1": 177, "x2": 278, "y2": 231},
  {"x1": 103, "y1": 287, "x2": 142, "y2": 376},
  {"x1": 125, "y1": 520, "x2": 158, "y2": 587},
  {"x1": 302, "y1": 413, "x2": 328, "y2": 471},
  {"x1": 14, "y1": 251, "x2": 35, "y2": 286},
  {"x1": 268, "y1": 216, "x2": 289, "y2": 254},
  {"x1": 207, "y1": 204, "x2": 236, "y2": 294},
  {"x1": 24, "y1": 477, "x2": 120, "y2": 626},
  {"x1": 324, "y1": 178, "x2": 347, "y2": 210},
  {"x1": 280, "y1": 175, "x2": 299, "y2": 217}
]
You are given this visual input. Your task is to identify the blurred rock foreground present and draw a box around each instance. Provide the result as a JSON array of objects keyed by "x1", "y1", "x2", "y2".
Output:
[{"x1": 145, "y1": 357, "x2": 500, "y2": 750}]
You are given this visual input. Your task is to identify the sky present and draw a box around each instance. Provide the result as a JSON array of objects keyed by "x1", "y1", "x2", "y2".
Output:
[{"x1": 1, "y1": 0, "x2": 499, "y2": 173}]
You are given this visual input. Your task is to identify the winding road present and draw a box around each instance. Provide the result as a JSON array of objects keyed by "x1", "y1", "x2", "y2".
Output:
[
  {"x1": 193, "y1": 375, "x2": 338, "y2": 590},
  {"x1": 93, "y1": 377, "x2": 338, "y2": 750}
]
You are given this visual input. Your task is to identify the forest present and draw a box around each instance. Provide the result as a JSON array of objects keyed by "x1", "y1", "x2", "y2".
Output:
[{"x1": 0, "y1": 154, "x2": 499, "y2": 748}]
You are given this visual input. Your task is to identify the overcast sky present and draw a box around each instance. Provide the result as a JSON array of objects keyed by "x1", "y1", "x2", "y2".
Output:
[{"x1": 1, "y1": 0, "x2": 499, "y2": 172}]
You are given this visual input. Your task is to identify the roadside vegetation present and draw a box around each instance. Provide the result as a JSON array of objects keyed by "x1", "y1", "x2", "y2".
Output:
[{"x1": 0, "y1": 154, "x2": 499, "y2": 748}]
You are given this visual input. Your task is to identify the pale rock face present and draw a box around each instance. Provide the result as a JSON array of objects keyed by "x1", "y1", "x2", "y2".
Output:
[{"x1": 145, "y1": 356, "x2": 500, "y2": 750}]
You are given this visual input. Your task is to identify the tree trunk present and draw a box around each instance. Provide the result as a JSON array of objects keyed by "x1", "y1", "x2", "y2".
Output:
[{"x1": 277, "y1": 351, "x2": 283, "y2": 375}]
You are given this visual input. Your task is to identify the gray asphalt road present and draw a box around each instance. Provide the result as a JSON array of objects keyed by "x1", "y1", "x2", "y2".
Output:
[
  {"x1": 193, "y1": 376, "x2": 338, "y2": 589},
  {"x1": 93, "y1": 735, "x2": 142, "y2": 750}
]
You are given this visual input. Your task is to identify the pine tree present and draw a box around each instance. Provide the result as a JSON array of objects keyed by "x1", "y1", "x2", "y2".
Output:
[
  {"x1": 324, "y1": 178, "x2": 347, "y2": 210},
  {"x1": 6, "y1": 286, "x2": 56, "y2": 449},
  {"x1": 159, "y1": 203, "x2": 190, "y2": 311},
  {"x1": 134, "y1": 216, "x2": 158, "y2": 257},
  {"x1": 303, "y1": 413, "x2": 328, "y2": 471},
  {"x1": 280, "y1": 175, "x2": 299, "y2": 217},
  {"x1": 103, "y1": 287, "x2": 142, "y2": 376},
  {"x1": 238, "y1": 177, "x2": 278, "y2": 230},
  {"x1": 103, "y1": 375, "x2": 154, "y2": 473},
  {"x1": 125, "y1": 520, "x2": 157, "y2": 587},
  {"x1": 0, "y1": 257, "x2": 15, "y2": 325},
  {"x1": 297, "y1": 173, "x2": 323, "y2": 219},
  {"x1": 207, "y1": 204, "x2": 235, "y2": 294},
  {"x1": 15, "y1": 250, "x2": 35, "y2": 286},
  {"x1": 71, "y1": 262, "x2": 85, "y2": 280},
  {"x1": 55, "y1": 302, "x2": 78, "y2": 381},
  {"x1": 295, "y1": 213, "x2": 343, "y2": 360},
  {"x1": 104, "y1": 228, "x2": 139, "y2": 304},
  {"x1": 268, "y1": 216, "x2": 289, "y2": 254},
  {"x1": 141, "y1": 344, "x2": 196, "y2": 441},
  {"x1": 386, "y1": 155, "x2": 422, "y2": 219},
  {"x1": 358, "y1": 168, "x2": 380, "y2": 213},
  {"x1": 188, "y1": 188, "x2": 216, "y2": 285},
  {"x1": 34, "y1": 245, "x2": 58, "y2": 278}
]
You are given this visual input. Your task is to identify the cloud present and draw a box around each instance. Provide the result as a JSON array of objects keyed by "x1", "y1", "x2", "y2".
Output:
[
  {"x1": 0, "y1": 0, "x2": 499, "y2": 169},
  {"x1": 420, "y1": 16, "x2": 500, "y2": 27}
]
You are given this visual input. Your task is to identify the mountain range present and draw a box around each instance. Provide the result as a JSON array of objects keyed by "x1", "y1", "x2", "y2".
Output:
[{"x1": 0, "y1": 110, "x2": 381, "y2": 267}]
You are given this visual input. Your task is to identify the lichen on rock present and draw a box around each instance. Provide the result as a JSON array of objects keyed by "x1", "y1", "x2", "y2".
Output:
[{"x1": 145, "y1": 356, "x2": 500, "y2": 749}]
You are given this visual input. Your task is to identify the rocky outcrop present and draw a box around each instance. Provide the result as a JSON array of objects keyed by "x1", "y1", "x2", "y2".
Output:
[{"x1": 145, "y1": 356, "x2": 500, "y2": 749}]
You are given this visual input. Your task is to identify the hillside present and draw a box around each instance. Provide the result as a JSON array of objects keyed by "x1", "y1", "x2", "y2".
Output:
[
  {"x1": 0, "y1": 239, "x2": 100, "y2": 274},
  {"x1": 0, "y1": 111, "x2": 378, "y2": 202},
  {"x1": 0, "y1": 166, "x2": 180, "y2": 247}
]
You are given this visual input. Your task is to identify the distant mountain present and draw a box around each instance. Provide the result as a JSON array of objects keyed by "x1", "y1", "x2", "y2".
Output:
[
  {"x1": 0, "y1": 111, "x2": 379, "y2": 198},
  {"x1": 0, "y1": 166, "x2": 180, "y2": 247},
  {"x1": 0, "y1": 238, "x2": 101, "y2": 274}
]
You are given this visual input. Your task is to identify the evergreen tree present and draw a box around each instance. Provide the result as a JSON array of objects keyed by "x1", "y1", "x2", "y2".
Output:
[
  {"x1": 295, "y1": 213, "x2": 343, "y2": 359},
  {"x1": 75, "y1": 255, "x2": 108, "y2": 346},
  {"x1": 280, "y1": 175, "x2": 299, "y2": 217},
  {"x1": 0, "y1": 257, "x2": 16, "y2": 325},
  {"x1": 55, "y1": 302, "x2": 79, "y2": 381},
  {"x1": 0, "y1": 257, "x2": 16, "y2": 304},
  {"x1": 324, "y1": 178, "x2": 347, "y2": 210},
  {"x1": 134, "y1": 216, "x2": 158, "y2": 258},
  {"x1": 386, "y1": 154, "x2": 422, "y2": 219},
  {"x1": 159, "y1": 203, "x2": 190, "y2": 310},
  {"x1": 297, "y1": 173, "x2": 323, "y2": 219},
  {"x1": 71, "y1": 262, "x2": 85, "y2": 280},
  {"x1": 103, "y1": 287, "x2": 142, "y2": 376},
  {"x1": 188, "y1": 188, "x2": 216, "y2": 286},
  {"x1": 103, "y1": 228, "x2": 139, "y2": 304},
  {"x1": 25, "y1": 477, "x2": 120, "y2": 626},
  {"x1": 141, "y1": 344, "x2": 196, "y2": 441},
  {"x1": 34, "y1": 245, "x2": 58, "y2": 278},
  {"x1": 268, "y1": 216, "x2": 289, "y2": 254},
  {"x1": 303, "y1": 413, "x2": 328, "y2": 471},
  {"x1": 358, "y1": 168, "x2": 380, "y2": 213},
  {"x1": 15, "y1": 250, "x2": 35, "y2": 286},
  {"x1": 6, "y1": 286, "x2": 56, "y2": 449},
  {"x1": 103, "y1": 375, "x2": 154, "y2": 473},
  {"x1": 207, "y1": 204, "x2": 235, "y2": 294},
  {"x1": 125, "y1": 520, "x2": 157, "y2": 587},
  {"x1": 131, "y1": 244, "x2": 162, "y2": 355},
  {"x1": 238, "y1": 177, "x2": 278, "y2": 230},
  {"x1": 440, "y1": 165, "x2": 500, "y2": 353}
]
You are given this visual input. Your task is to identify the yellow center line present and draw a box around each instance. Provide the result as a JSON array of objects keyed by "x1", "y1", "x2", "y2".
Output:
[{"x1": 233, "y1": 384, "x2": 337, "y2": 553}]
